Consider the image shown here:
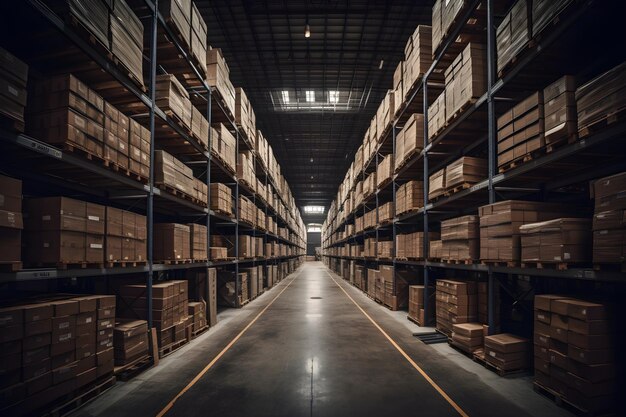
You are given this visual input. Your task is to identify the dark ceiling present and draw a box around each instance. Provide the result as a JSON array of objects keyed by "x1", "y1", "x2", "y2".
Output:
[{"x1": 197, "y1": 0, "x2": 433, "y2": 224}]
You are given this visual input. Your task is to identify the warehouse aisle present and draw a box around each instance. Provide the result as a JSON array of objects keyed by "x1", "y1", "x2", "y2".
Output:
[{"x1": 78, "y1": 262, "x2": 567, "y2": 417}]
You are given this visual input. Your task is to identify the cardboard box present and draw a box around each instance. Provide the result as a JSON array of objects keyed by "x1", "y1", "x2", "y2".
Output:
[{"x1": 154, "y1": 223, "x2": 191, "y2": 260}]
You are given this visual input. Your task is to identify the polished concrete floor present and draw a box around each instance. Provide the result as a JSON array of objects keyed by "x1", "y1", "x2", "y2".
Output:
[{"x1": 77, "y1": 262, "x2": 572, "y2": 417}]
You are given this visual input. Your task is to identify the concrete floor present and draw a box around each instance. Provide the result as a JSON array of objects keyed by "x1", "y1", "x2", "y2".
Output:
[{"x1": 76, "y1": 262, "x2": 572, "y2": 417}]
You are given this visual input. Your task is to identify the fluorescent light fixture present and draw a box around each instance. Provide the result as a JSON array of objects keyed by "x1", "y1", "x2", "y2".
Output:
[
  {"x1": 379, "y1": 59, "x2": 384, "y2": 69},
  {"x1": 305, "y1": 24, "x2": 311, "y2": 38},
  {"x1": 281, "y1": 90, "x2": 290, "y2": 103},
  {"x1": 304, "y1": 206, "x2": 324, "y2": 214},
  {"x1": 328, "y1": 90, "x2": 339, "y2": 103},
  {"x1": 306, "y1": 90, "x2": 315, "y2": 102}
]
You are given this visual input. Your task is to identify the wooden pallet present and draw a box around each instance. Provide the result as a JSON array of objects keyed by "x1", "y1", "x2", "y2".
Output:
[
  {"x1": 191, "y1": 325, "x2": 209, "y2": 338},
  {"x1": 395, "y1": 147, "x2": 421, "y2": 172},
  {"x1": 104, "y1": 261, "x2": 147, "y2": 268},
  {"x1": 41, "y1": 374, "x2": 116, "y2": 417},
  {"x1": 477, "y1": 356, "x2": 529, "y2": 377},
  {"x1": 441, "y1": 258, "x2": 476, "y2": 265},
  {"x1": 397, "y1": 207, "x2": 422, "y2": 218},
  {"x1": 157, "y1": 184, "x2": 206, "y2": 207},
  {"x1": 159, "y1": 338, "x2": 188, "y2": 358},
  {"x1": 520, "y1": 261, "x2": 589, "y2": 271},
  {"x1": 447, "y1": 98, "x2": 477, "y2": 125},
  {"x1": 29, "y1": 261, "x2": 104, "y2": 270},
  {"x1": 481, "y1": 260, "x2": 520, "y2": 268},
  {"x1": 406, "y1": 314, "x2": 424, "y2": 327},
  {"x1": 444, "y1": 182, "x2": 474, "y2": 196},
  {"x1": 532, "y1": 381, "x2": 613, "y2": 417},
  {"x1": 0, "y1": 114, "x2": 25, "y2": 133},
  {"x1": 210, "y1": 208, "x2": 234, "y2": 218},
  {"x1": 114, "y1": 354, "x2": 152, "y2": 382},
  {"x1": 157, "y1": 259, "x2": 194, "y2": 265},
  {"x1": 497, "y1": 39, "x2": 536, "y2": 79},
  {"x1": 578, "y1": 107, "x2": 626, "y2": 138},
  {"x1": 498, "y1": 147, "x2": 544, "y2": 173},
  {"x1": 0, "y1": 261, "x2": 22, "y2": 272},
  {"x1": 448, "y1": 339, "x2": 481, "y2": 358}
]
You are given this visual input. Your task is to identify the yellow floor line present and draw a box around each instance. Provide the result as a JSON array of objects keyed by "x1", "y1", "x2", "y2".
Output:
[
  {"x1": 156, "y1": 272, "x2": 301, "y2": 417},
  {"x1": 326, "y1": 270, "x2": 470, "y2": 417}
]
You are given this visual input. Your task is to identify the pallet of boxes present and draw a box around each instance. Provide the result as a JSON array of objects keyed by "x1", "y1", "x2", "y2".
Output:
[
  {"x1": 533, "y1": 295, "x2": 615, "y2": 414},
  {"x1": 435, "y1": 279, "x2": 476, "y2": 337},
  {"x1": 0, "y1": 175, "x2": 23, "y2": 271},
  {"x1": 408, "y1": 285, "x2": 434, "y2": 326},
  {"x1": 0, "y1": 295, "x2": 117, "y2": 415},
  {"x1": 590, "y1": 172, "x2": 626, "y2": 270}
]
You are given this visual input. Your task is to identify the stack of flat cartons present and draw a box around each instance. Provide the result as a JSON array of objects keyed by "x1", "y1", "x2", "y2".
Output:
[
  {"x1": 484, "y1": 333, "x2": 530, "y2": 371},
  {"x1": 190, "y1": 106, "x2": 209, "y2": 150},
  {"x1": 187, "y1": 223, "x2": 207, "y2": 260},
  {"x1": 395, "y1": 180, "x2": 423, "y2": 215},
  {"x1": 210, "y1": 183, "x2": 232, "y2": 215},
  {"x1": 520, "y1": 218, "x2": 591, "y2": 265},
  {"x1": 113, "y1": 319, "x2": 148, "y2": 366},
  {"x1": 104, "y1": 103, "x2": 129, "y2": 171},
  {"x1": 237, "y1": 151, "x2": 255, "y2": 189},
  {"x1": 445, "y1": 157, "x2": 486, "y2": 192},
  {"x1": 451, "y1": 323, "x2": 484, "y2": 354},
  {"x1": 354, "y1": 265, "x2": 365, "y2": 290},
  {"x1": 367, "y1": 269, "x2": 378, "y2": 298},
  {"x1": 188, "y1": 301, "x2": 206, "y2": 333},
  {"x1": 479, "y1": 200, "x2": 575, "y2": 263},
  {"x1": 363, "y1": 171, "x2": 376, "y2": 199},
  {"x1": 544, "y1": 75, "x2": 577, "y2": 145},
  {"x1": 128, "y1": 119, "x2": 151, "y2": 179},
  {"x1": 378, "y1": 202, "x2": 394, "y2": 224},
  {"x1": 377, "y1": 240, "x2": 393, "y2": 259},
  {"x1": 427, "y1": 91, "x2": 446, "y2": 141},
  {"x1": 444, "y1": 43, "x2": 487, "y2": 125},
  {"x1": 24, "y1": 197, "x2": 105, "y2": 265},
  {"x1": 235, "y1": 87, "x2": 256, "y2": 145},
  {"x1": 403, "y1": 26, "x2": 434, "y2": 100},
  {"x1": 154, "y1": 223, "x2": 191, "y2": 261},
  {"x1": 428, "y1": 168, "x2": 446, "y2": 201},
  {"x1": 375, "y1": 91, "x2": 394, "y2": 140},
  {"x1": 28, "y1": 74, "x2": 105, "y2": 159},
  {"x1": 532, "y1": 0, "x2": 574, "y2": 36},
  {"x1": 209, "y1": 247, "x2": 227, "y2": 260},
  {"x1": 379, "y1": 265, "x2": 409, "y2": 310},
  {"x1": 576, "y1": 62, "x2": 626, "y2": 135},
  {"x1": 0, "y1": 295, "x2": 116, "y2": 413},
  {"x1": 119, "y1": 281, "x2": 189, "y2": 349},
  {"x1": 496, "y1": 0, "x2": 530, "y2": 74},
  {"x1": 241, "y1": 267, "x2": 258, "y2": 300},
  {"x1": 189, "y1": 2, "x2": 207, "y2": 72},
  {"x1": 478, "y1": 282, "x2": 500, "y2": 328},
  {"x1": 590, "y1": 172, "x2": 626, "y2": 265},
  {"x1": 239, "y1": 272, "x2": 249, "y2": 304},
  {"x1": 393, "y1": 62, "x2": 404, "y2": 117},
  {"x1": 497, "y1": 91, "x2": 544, "y2": 170},
  {"x1": 211, "y1": 124, "x2": 237, "y2": 173},
  {"x1": 364, "y1": 237, "x2": 377, "y2": 258},
  {"x1": 534, "y1": 295, "x2": 615, "y2": 413},
  {"x1": 0, "y1": 175, "x2": 23, "y2": 266},
  {"x1": 395, "y1": 114, "x2": 424, "y2": 169},
  {"x1": 193, "y1": 178, "x2": 207, "y2": 205},
  {"x1": 408, "y1": 285, "x2": 433, "y2": 325},
  {"x1": 0, "y1": 47, "x2": 28, "y2": 131},
  {"x1": 238, "y1": 195, "x2": 255, "y2": 225},
  {"x1": 155, "y1": 74, "x2": 192, "y2": 130},
  {"x1": 441, "y1": 215, "x2": 479, "y2": 262},
  {"x1": 154, "y1": 150, "x2": 196, "y2": 198},
  {"x1": 110, "y1": 0, "x2": 144, "y2": 85},
  {"x1": 430, "y1": 239, "x2": 443, "y2": 259},
  {"x1": 396, "y1": 231, "x2": 440, "y2": 260},
  {"x1": 376, "y1": 154, "x2": 393, "y2": 189},
  {"x1": 105, "y1": 207, "x2": 147, "y2": 263},
  {"x1": 435, "y1": 279, "x2": 477, "y2": 337},
  {"x1": 364, "y1": 208, "x2": 376, "y2": 230}
]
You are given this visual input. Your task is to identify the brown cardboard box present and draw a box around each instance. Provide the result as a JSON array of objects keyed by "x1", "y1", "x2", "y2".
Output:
[
  {"x1": 154, "y1": 223, "x2": 191, "y2": 261},
  {"x1": 188, "y1": 223, "x2": 207, "y2": 260}
]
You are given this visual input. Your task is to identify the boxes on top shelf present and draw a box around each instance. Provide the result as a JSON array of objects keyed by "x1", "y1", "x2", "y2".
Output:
[
  {"x1": 590, "y1": 171, "x2": 626, "y2": 264},
  {"x1": 496, "y1": 0, "x2": 531, "y2": 75},
  {"x1": 154, "y1": 223, "x2": 191, "y2": 261},
  {"x1": 520, "y1": 218, "x2": 591, "y2": 264},
  {"x1": 235, "y1": 87, "x2": 256, "y2": 146},
  {"x1": 440, "y1": 215, "x2": 479, "y2": 262},
  {"x1": 155, "y1": 74, "x2": 193, "y2": 131},
  {"x1": 207, "y1": 48, "x2": 236, "y2": 118},
  {"x1": 0, "y1": 46, "x2": 28, "y2": 131},
  {"x1": 395, "y1": 114, "x2": 424, "y2": 170},
  {"x1": 445, "y1": 156, "x2": 486, "y2": 191}
]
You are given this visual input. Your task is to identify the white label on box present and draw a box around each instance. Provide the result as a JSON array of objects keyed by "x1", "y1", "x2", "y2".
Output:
[
  {"x1": 59, "y1": 333, "x2": 72, "y2": 341},
  {"x1": 88, "y1": 215, "x2": 100, "y2": 221},
  {"x1": 59, "y1": 321, "x2": 69, "y2": 329},
  {"x1": 90, "y1": 244, "x2": 103, "y2": 249},
  {"x1": 582, "y1": 309, "x2": 587, "y2": 316},
  {"x1": 86, "y1": 317, "x2": 92, "y2": 323},
  {"x1": 564, "y1": 253, "x2": 570, "y2": 260},
  {"x1": 489, "y1": 351, "x2": 496, "y2": 357},
  {"x1": 554, "y1": 256, "x2": 562, "y2": 261}
]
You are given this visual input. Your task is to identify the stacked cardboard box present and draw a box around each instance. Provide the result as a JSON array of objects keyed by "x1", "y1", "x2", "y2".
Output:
[
  {"x1": 496, "y1": 0, "x2": 530, "y2": 74},
  {"x1": 0, "y1": 175, "x2": 23, "y2": 264},
  {"x1": 363, "y1": 172, "x2": 377, "y2": 199},
  {"x1": 484, "y1": 333, "x2": 530, "y2": 371},
  {"x1": 435, "y1": 279, "x2": 477, "y2": 337},
  {"x1": 239, "y1": 272, "x2": 249, "y2": 304},
  {"x1": 159, "y1": 0, "x2": 206, "y2": 72},
  {"x1": 28, "y1": 74, "x2": 105, "y2": 159},
  {"x1": 479, "y1": 200, "x2": 575, "y2": 263},
  {"x1": 188, "y1": 302, "x2": 206, "y2": 333},
  {"x1": 211, "y1": 123, "x2": 237, "y2": 173},
  {"x1": 544, "y1": 75, "x2": 577, "y2": 145},
  {"x1": 235, "y1": 88, "x2": 256, "y2": 144},
  {"x1": 364, "y1": 208, "x2": 376, "y2": 230},
  {"x1": 189, "y1": 2, "x2": 208, "y2": 72},
  {"x1": 395, "y1": 114, "x2": 424, "y2": 169},
  {"x1": 395, "y1": 180, "x2": 423, "y2": 215},
  {"x1": 377, "y1": 240, "x2": 393, "y2": 259},
  {"x1": 478, "y1": 282, "x2": 500, "y2": 327},
  {"x1": 427, "y1": 91, "x2": 446, "y2": 141},
  {"x1": 364, "y1": 237, "x2": 377, "y2": 258},
  {"x1": 430, "y1": 239, "x2": 443, "y2": 259},
  {"x1": 105, "y1": 207, "x2": 147, "y2": 263},
  {"x1": 255, "y1": 130, "x2": 269, "y2": 168},
  {"x1": 576, "y1": 62, "x2": 626, "y2": 134},
  {"x1": 155, "y1": 74, "x2": 192, "y2": 130},
  {"x1": 444, "y1": 43, "x2": 487, "y2": 125},
  {"x1": 367, "y1": 268, "x2": 378, "y2": 298},
  {"x1": 210, "y1": 183, "x2": 232, "y2": 215},
  {"x1": 104, "y1": 103, "x2": 129, "y2": 170},
  {"x1": 396, "y1": 231, "x2": 439, "y2": 260},
  {"x1": 118, "y1": 281, "x2": 189, "y2": 348},
  {"x1": 154, "y1": 223, "x2": 191, "y2": 261},
  {"x1": 497, "y1": 91, "x2": 544, "y2": 170},
  {"x1": 451, "y1": 323, "x2": 484, "y2": 354},
  {"x1": 445, "y1": 157, "x2": 486, "y2": 191},
  {"x1": 209, "y1": 247, "x2": 228, "y2": 260},
  {"x1": 238, "y1": 195, "x2": 255, "y2": 225},
  {"x1": 520, "y1": 218, "x2": 591, "y2": 264},
  {"x1": 154, "y1": 150, "x2": 196, "y2": 198},
  {"x1": 441, "y1": 215, "x2": 479, "y2": 262},
  {"x1": 376, "y1": 154, "x2": 393, "y2": 189},
  {"x1": 428, "y1": 168, "x2": 446, "y2": 201},
  {"x1": 379, "y1": 266, "x2": 408, "y2": 310},
  {"x1": 534, "y1": 295, "x2": 614, "y2": 413},
  {"x1": 24, "y1": 197, "x2": 105, "y2": 264},
  {"x1": 237, "y1": 151, "x2": 255, "y2": 189},
  {"x1": 187, "y1": 223, "x2": 207, "y2": 260},
  {"x1": 0, "y1": 295, "x2": 115, "y2": 413},
  {"x1": 393, "y1": 62, "x2": 404, "y2": 117},
  {"x1": 408, "y1": 285, "x2": 434, "y2": 325},
  {"x1": 113, "y1": 319, "x2": 148, "y2": 366},
  {"x1": 532, "y1": 0, "x2": 574, "y2": 37},
  {"x1": 374, "y1": 91, "x2": 394, "y2": 141},
  {"x1": 110, "y1": 0, "x2": 144, "y2": 85},
  {"x1": 0, "y1": 47, "x2": 28, "y2": 131},
  {"x1": 210, "y1": 234, "x2": 252, "y2": 258},
  {"x1": 128, "y1": 118, "x2": 150, "y2": 179},
  {"x1": 378, "y1": 202, "x2": 394, "y2": 224},
  {"x1": 590, "y1": 172, "x2": 626, "y2": 264},
  {"x1": 190, "y1": 106, "x2": 209, "y2": 150},
  {"x1": 403, "y1": 26, "x2": 434, "y2": 99}
]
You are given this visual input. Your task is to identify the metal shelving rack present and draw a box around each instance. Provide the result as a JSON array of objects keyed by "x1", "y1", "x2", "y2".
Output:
[
  {"x1": 322, "y1": 0, "x2": 626, "y2": 332},
  {"x1": 0, "y1": 1, "x2": 306, "y2": 326}
]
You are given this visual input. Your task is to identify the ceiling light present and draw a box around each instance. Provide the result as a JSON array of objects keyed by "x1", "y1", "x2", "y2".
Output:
[
  {"x1": 379, "y1": 59, "x2": 384, "y2": 70},
  {"x1": 281, "y1": 90, "x2": 290, "y2": 103},
  {"x1": 305, "y1": 23, "x2": 311, "y2": 38},
  {"x1": 305, "y1": 90, "x2": 315, "y2": 103},
  {"x1": 328, "y1": 90, "x2": 339, "y2": 103},
  {"x1": 310, "y1": 157, "x2": 314, "y2": 163},
  {"x1": 310, "y1": 176, "x2": 314, "y2": 179}
]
